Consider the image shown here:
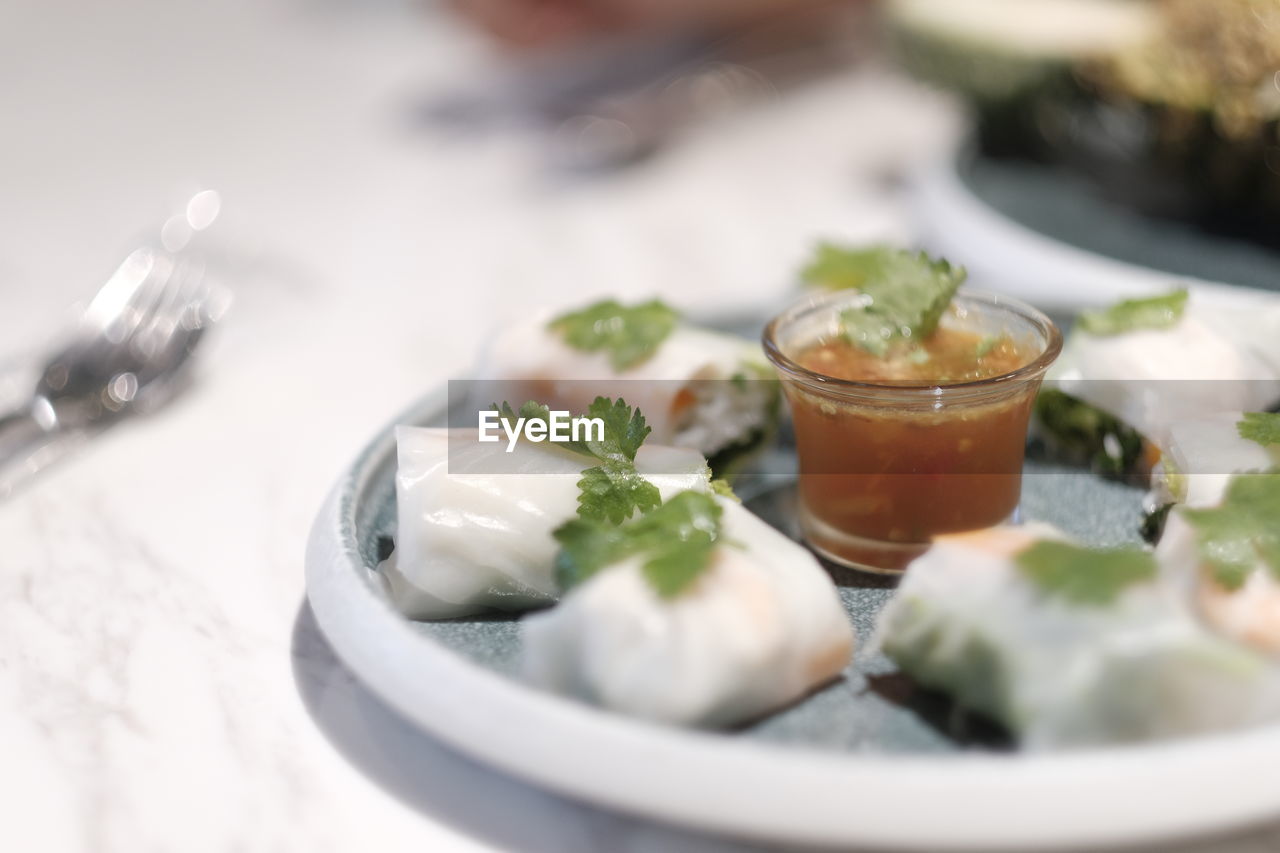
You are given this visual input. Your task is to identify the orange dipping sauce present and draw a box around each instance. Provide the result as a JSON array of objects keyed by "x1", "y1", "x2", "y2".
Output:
[{"x1": 765, "y1": 293, "x2": 1061, "y2": 573}]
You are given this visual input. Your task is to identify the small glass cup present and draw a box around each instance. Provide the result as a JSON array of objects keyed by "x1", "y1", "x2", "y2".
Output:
[{"x1": 763, "y1": 290, "x2": 1063, "y2": 574}]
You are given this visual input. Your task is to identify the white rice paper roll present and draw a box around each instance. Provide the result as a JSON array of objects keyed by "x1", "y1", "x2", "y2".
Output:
[
  {"x1": 877, "y1": 525, "x2": 1280, "y2": 748},
  {"x1": 477, "y1": 311, "x2": 774, "y2": 461},
  {"x1": 1151, "y1": 411, "x2": 1280, "y2": 509},
  {"x1": 381, "y1": 426, "x2": 711, "y2": 619},
  {"x1": 521, "y1": 500, "x2": 854, "y2": 728},
  {"x1": 1051, "y1": 294, "x2": 1280, "y2": 440},
  {"x1": 1158, "y1": 503, "x2": 1280, "y2": 659}
]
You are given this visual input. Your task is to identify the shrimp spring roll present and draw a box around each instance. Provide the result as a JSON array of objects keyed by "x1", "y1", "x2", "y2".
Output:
[
  {"x1": 1157, "y1": 467, "x2": 1280, "y2": 658},
  {"x1": 522, "y1": 493, "x2": 854, "y2": 728},
  {"x1": 477, "y1": 299, "x2": 778, "y2": 476},
  {"x1": 877, "y1": 525, "x2": 1280, "y2": 748},
  {"x1": 382, "y1": 400, "x2": 712, "y2": 619},
  {"x1": 1150, "y1": 412, "x2": 1280, "y2": 510},
  {"x1": 1037, "y1": 289, "x2": 1280, "y2": 474}
]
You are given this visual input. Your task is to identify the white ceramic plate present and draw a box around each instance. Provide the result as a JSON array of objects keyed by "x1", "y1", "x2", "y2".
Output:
[
  {"x1": 910, "y1": 154, "x2": 1280, "y2": 313},
  {"x1": 306, "y1": 387, "x2": 1280, "y2": 851}
]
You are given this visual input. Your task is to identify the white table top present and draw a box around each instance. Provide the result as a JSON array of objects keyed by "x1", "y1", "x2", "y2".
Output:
[{"x1": 4, "y1": 1, "x2": 1278, "y2": 851}]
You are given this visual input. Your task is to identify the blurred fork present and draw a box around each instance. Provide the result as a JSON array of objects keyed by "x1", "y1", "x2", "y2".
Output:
[{"x1": 0, "y1": 242, "x2": 229, "y2": 499}]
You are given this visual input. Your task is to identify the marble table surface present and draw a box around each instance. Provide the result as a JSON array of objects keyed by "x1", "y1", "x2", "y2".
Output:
[{"x1": 4, "y1": 1, "x2": 1279, "y2": 850}]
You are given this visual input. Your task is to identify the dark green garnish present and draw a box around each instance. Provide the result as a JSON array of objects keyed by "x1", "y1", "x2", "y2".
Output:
[
  {"x1": 494, "y1": 397, "x2": 660, "y2": 524},
  {"x1": 1180, "y1": 470, "x2": 1280, "y2": 591},
  {"x1": 802, "y1": 245, "x2": 966, "y2": 357},
  {"x1": 548, "y1": 299, "x2": 680, "y2": 371},
  {"x1": 1016, "y1": 540, "x2": 1158, "y2": 606},
  {"x1": 553, "y1": 490, "x2": 724, "y2": 598},
  {"x1": 1237, "y1": 412, "x2": 1280, "y2": 448},
  {"x1": 1140, "y1": 503, "x2": 1175, "y2": 545},
  {"x1": 1033, "y1": 389, "x2": 1146, "y2": 477},
  {"x1": 1077, "y1": 289, "x2": 1188, "y2": 336}
]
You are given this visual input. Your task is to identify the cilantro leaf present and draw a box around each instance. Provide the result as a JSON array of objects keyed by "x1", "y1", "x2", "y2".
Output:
[
  {"x1": 801, "y1": 243, "x2": 902, "y2": 291},
  {"x1": 582, "y1": 396, "x2": 650, "y2": 463},
  {"x1": 1015, "y1": 540, "x2": 1157, "y2": 606},
  {"x1": 493, "y1": 396, "x2": 649, "y2": 463},
  {"x1": 492, "y1": 400, "x2": 593, "y2": 456},
  {"x1": 553, "y1": 490, "x2": 725, "y2": 599},
  {"x1": 802, "y1": 244, "x2": 965, "y2": 357},
  {"x1": 1077, "y1": 289, "x2": 1188, "y2": 336},
  {"x1": 491, "y1": 397, "x2": 661, "y2": 523},
  {"x1": 1237, "y1": 413, "x2": 1280, "y2": 448},
  {"x1": 551, "y1": 520, "x2": 627, "y2": 593},
  {"x1": 575, "y1": 462, "x2": 662, "y2": 525},
  {"x1": 642, "y1": 539, "x2": 719, "y2": 599},
  {"x1": 1180, "y1": 470, "x2": 1280, "y2": 590},
  {"x1": 548, "y1": 299, "x2": 680, "y2": 371}
]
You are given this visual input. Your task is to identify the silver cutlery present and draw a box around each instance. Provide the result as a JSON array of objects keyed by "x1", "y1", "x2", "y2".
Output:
[{"x1": 0, "y1": 237, "x2": 229, "y2": 499}]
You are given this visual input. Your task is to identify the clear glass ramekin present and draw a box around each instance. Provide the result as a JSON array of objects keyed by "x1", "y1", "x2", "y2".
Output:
[{"x1": 763, "y1": 289, "x2": 1063, "y2": 574}]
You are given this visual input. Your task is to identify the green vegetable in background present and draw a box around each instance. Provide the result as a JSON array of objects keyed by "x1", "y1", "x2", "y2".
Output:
[
  {"x1": 1033, "y1": 389, "x2": 1147, "y2": 477},
  {"x1": 1077, "y1": 289, "x2": 1188, "y2": 336},
  {"x1": 548, "y1": 299, "x2": 680, "y2": 371}
]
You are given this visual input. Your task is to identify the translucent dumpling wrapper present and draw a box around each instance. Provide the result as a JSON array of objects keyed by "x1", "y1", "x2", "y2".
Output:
[
  {"x1": 1050, "y1": 294, "x2": 1280, "y2": 441},
  {"x1": 1158, "y1": 512, "x2": 1280, "y2": 659},
  {"x1": 381, "y1": 426, "x2": 712, "y2": 619},
  {"x1": 476, "y1": 310, "x2": 778, "y2": 473},
  {"x1": 876, "y1": 525, "x2": 1280, "y2": 749},
  {"x1": 1150, "y1": 412, "x2": 1280, "y2": 509},
  {"x1": 521, "y1": 500, "x2": 855, "y2": 728}
]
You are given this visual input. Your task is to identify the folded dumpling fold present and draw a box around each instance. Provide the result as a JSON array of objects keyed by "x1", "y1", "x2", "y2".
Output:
[
  {"x1": 877, "y1": 525, "x2": 1280, "y2": 748},
  {"x1": 521, "y1": 499, "x2": 854, "y2": 727},
  {"x1": 381, "y1": 426, "x2": 711, "y2": 619}
]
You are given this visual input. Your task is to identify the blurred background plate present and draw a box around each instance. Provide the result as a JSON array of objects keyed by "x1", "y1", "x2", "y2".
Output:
[
  {"x1": 306, "y1": 384, "x2": 1280, "y2": 851},
  {"x1": 912, "y1": 149, "x2": 1280, "y2": 313}
]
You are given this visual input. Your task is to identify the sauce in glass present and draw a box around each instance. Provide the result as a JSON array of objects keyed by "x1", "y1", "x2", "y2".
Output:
[
  {"x1": 765, "y1": 294, "x2": 1061, "y2": 573},
  {"x1": 795, "y1": 328, "x2": 1027, "y2": 385}
]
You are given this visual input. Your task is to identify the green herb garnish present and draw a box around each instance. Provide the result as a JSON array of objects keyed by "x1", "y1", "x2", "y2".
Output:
[
  {"x1": 975, "y1": 335, "x2": 1003, "y2": 359},
  {"x1": 803, "y1": 245, "x2": 965, "y2": 357},
  {"x1": 553, "y1": 490, "x2": 724, "y2": 598},
  {"x1": 1237, "y1": 412, "x2": 1280, "y2": 448},
  {"x1": 548, "y1": 299, "x2": 680, "y2": 371},
  {"x1": 710, "y1": 478, "x2": 739, "y2": 502},
  {"x1": 801, "y1": 243, "x2": 902, "y2": 291},
  {"x1": 1077, "y1": 289, "x2": 1188, "y2": 336},
  {"x1": 1181, "y1": 470, "x2": 1280, "y2": 591},
  {"x1": 494, "y1": 397, "x2": 660, "y2": 524},
  {"x1": 1015, "y1": 540, "x2": 1157, "y2": 606}
]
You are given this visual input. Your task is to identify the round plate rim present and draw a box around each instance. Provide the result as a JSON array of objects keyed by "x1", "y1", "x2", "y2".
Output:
[
  {"x1": 305, "y1": 387, "x2": 1280, "y2": 851},
  {"x1": 910, "y1": 152, "x2": 1275, "y2": 314}
]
